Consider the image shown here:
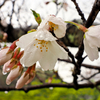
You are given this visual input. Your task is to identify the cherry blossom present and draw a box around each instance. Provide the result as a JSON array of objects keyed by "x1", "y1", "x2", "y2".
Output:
[
  {"x1": 16, "y1": 29, "x2": 68, "y2": 70},
  {"x1": 84, "y1": 25, "x2": 100, "y2": 61},
  {"x1": 38, "y1": 15, "x2": 66, "y2": 38}
]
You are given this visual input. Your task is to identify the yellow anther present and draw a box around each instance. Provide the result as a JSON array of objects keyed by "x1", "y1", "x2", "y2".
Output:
[
  {"x1": 42, "y1": 45, "x2": 44, "y2": 47},
  {"x1": 38, "y1": 42, "x2": 41, "y2": 44},
  {"x1": 36, "y1": 46, "x2": 38, "y2": 48},
  {"x1": 46, "y1": 50, "x2": 48, "y2": 52},
  {"x1": 46, "y1": 47, "x2": 48, "y2": 49},
  {"x1": 41, "y1": 50, "x2": 43, "y2": 52},
  {"x1": 34, "y1": 44, "x2": 36, "y2": 46},
  {"x1": 46, "y1": 42, "x2": 48, "y2": 44},
  {"x1": 40, "y1": 47, "x2": 42, "y2": 49},
  {"x1": 54, "y1": 28, "x2": 56, "y2": 31}
]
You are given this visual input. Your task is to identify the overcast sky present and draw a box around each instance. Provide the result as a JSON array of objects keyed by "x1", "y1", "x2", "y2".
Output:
[{"x1": 1, "y1": 0, "x2": 100, "y2": 28}]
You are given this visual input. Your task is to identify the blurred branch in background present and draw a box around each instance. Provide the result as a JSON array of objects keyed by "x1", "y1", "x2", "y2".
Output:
[{"x1": 0, "y1": 0, "x2": 100, "y2": 93}]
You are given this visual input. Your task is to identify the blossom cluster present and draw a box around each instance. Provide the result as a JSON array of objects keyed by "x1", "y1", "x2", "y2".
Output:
[{"x1": 0, "y1": 15, "x2": 68, "y2": 89}]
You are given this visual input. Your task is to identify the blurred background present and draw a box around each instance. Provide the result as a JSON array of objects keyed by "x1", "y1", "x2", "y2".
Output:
[{"x1": 0, "y1": 0, "x2": 100, "y2": 100}]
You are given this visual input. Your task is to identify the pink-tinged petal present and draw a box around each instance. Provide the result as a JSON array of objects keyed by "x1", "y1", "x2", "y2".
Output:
[
  {"x1": 20, "y1": 40, "x2": 43, "y2": 67},
  {"x1": 3, "y1": 58, "x2": 18, "y2": 73},
  {"x1": 16, "y1": 72, "x2": 29, "y2": 89},
  {"x1": 84, "y1": 38, "x2": 99, "y2": 61},
  {"x1": 3, "y1": 60, "x2": 11, "y2": 73},
  {"x1": 16, "y1": 32, "x2": 37, "y2": 48},
  {"x1": 7, "y1": 40, "x2": 17, "y2": 53},
  {"x1": 39, "y1": 49, "x2": 57, "y2": 70},
  {"x1": 6, "y1": 66, "x2": 22, "y2": 85},
  {"x1": 25, "y1": 75, "x2": 35, "y2": 85},
  {"x1": 0, "y1": 48, "x2": 13, "y2": 66}
]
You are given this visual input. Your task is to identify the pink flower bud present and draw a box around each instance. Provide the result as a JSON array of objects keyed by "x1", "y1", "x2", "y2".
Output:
[
  {"x1": 25, "y1": 73, "x2": 35, "y2": 85},
  {"x1": 6, "y1": 64, "x2": 23, "y2": 85},
  {"x1": 3, "y1": 58, "x2": 18, "y2": 73},
  {"x1": 17, "y1": 51, "x2": 24, "y2": 60},
  {"x1": 16, "y1": 64, "x2": 36, "y2": 89},
  {"x1": 0, "y1": 47, "x2": 13, "y2": 66},
  {"x1": 15, "y1": 72, "x2": 29, "y2": 89},
  {"x1": 7, "y1": 40, "x2": 18, "y2": 54},
  {"x1": 12, "y1": 47, "x2": 20, "y2": 58}
]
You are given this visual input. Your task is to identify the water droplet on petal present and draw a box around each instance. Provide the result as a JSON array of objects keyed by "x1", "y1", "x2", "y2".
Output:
[
  {"x1": 6, "y1": 68, "x2": 10, "y2": 72},
  {"x1": 2, "y1": 71, "x2": 7, "y2": 75}
]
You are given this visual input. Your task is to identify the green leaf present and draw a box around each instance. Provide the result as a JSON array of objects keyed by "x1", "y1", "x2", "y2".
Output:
[
  {"x1": 27, "y1": 29, "x2": 36, "y2": 33},
  {"x1": 31, "y1": 9, "x2": 42, "y2": 25}
]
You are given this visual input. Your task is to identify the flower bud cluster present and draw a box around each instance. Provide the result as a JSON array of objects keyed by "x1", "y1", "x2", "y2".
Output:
[{"x1": 0, "y1": 40, "x2": 36, "y2": 89}]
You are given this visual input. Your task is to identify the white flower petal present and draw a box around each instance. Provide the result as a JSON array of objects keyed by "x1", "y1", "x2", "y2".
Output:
[
  {"x1": 48, "y1": 41, "x2": 68, "y2": 59},
  {"x1": 86, "y1": 33, "x2": 100, "y2": 47},
  {"x1": 87, "y1": 25, "x2": 100, "y2": 37},
  {"x1": 20, "y1": 40, "x2": 43, "y2": 67},
  {"x1": 16, "y1": 32, "x2": 37, "y2": 48},
  {"x1": 38, "y1": 15, "x2": 66, "y2": 38},
  {"x1": 39, "y1": 50, "x2": 57, "y2": 70},
  {"x1": 54, "y1": 25, "x2": 66, "y2": 38},
  {"x1": 35, "y1": 29, "x2": 57, "y2": 41},
  {"x1": 84, "y1": 38, "x2": 99, "y2": 61}
]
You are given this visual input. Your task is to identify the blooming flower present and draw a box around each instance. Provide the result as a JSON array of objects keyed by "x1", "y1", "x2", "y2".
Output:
[
  {"x1": 83, "y1": 25, "x2": 100, "y2": 61},
  {"x1": 16, "y1": 29, "x2": 68, "y2": 70},
  {"x1": 38, "y1": 15, "x2": 66, "y2": 38}
]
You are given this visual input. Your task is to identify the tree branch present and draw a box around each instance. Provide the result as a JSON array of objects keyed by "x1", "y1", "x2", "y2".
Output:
[{"x1": 71, "y1": 0, "x2": 86, "y2": 24}]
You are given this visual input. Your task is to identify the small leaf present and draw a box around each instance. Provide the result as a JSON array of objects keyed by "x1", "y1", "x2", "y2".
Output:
[
  {"x1": 27, "y1": 29, "x2": 36, "y2": 33},
  {"x1": 31, "y1": 9, "x2": 42, "y2": 25}
]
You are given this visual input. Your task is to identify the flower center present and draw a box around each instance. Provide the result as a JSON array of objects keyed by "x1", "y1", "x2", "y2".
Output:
[
  {"x1": 34, "y1": 39, "x2": 48, "y2": 52},
  {"x1": 48, "y1": 21, "x2": 58, "y2": 31}
]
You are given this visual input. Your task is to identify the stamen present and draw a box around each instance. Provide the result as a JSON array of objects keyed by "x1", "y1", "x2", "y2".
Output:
[
  {"x1": 46, "y1": 42, "x2": 48, "y2": 44},
  {"x1": 40, "y1": 47, "x2": 42, "y2": 49}
]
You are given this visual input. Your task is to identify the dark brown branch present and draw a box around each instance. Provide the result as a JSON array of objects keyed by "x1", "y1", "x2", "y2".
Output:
[
  {"x1": 80, "y1": 72, "x2": 99, "y2": 82},
  {"x1": 58, "y1": 59, "x2": 100, "y2": 70},
  {"x1": 71, "y1": 0, "x2": 86, "y2": 23},
  {"x1": 9, "y1": 0, "x2": 15, "y2": 24},
  {"x1": 1, "y1": 80, "x2": 100, "y2": 92},
  {"x1": 85, "y1": 0, "x2": 100, "y2": 28}
]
